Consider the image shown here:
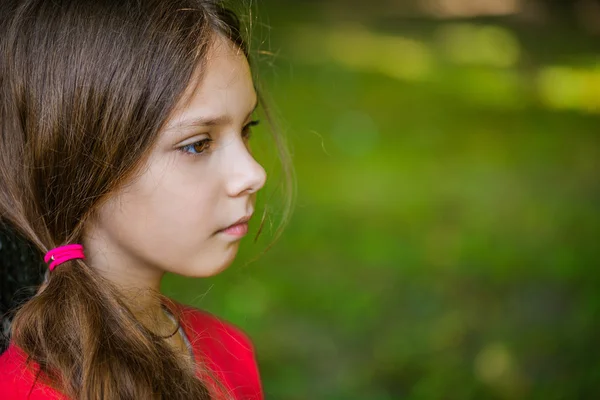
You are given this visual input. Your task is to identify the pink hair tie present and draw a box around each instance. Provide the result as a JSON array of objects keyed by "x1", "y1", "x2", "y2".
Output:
[{"x1": 44, "y1": 244, "x2": 86, "y2": 271}]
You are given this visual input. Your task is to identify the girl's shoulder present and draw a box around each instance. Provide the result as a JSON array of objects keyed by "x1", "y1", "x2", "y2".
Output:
[
  {"x1": 0, "y1": 344, "x2": 66, "y2": 399},
  {"x1": 172, "y1": 301, "x2": 264, "y2": 400},
  {"x1": 174, "y1": 300, "x2": 257, "y2": 354}
]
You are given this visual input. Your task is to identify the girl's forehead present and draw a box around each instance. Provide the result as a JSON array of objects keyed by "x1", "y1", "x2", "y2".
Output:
[{"x1": 168, "y1": 36, "x2": 255, "y2": 125}]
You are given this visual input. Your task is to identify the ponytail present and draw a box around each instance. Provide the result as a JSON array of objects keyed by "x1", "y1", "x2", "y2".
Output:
[{"x1": 12, "y1": 256, "x2": 213, "y2": 399}]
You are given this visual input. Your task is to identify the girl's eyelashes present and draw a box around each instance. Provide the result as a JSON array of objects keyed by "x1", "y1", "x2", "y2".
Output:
[
  {"x1": 178, "y1": 138, "x2": 213, "y2": 156},
  {"x1": 243, "y1": 120, "x2": 260, "y2": 140}
]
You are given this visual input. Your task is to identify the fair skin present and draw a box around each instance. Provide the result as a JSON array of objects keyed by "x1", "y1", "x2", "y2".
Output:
[{"x1": 81, "y1": 35, "x2": 266, "y2": 354}]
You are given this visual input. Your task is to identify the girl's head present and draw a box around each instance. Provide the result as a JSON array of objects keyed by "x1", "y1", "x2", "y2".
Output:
[{"x1": 0, "y1": 0, "x2": 290, "y2": 398}]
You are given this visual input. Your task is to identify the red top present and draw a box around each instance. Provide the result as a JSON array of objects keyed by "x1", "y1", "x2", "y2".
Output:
[{"x1": 0, "y1": 301, "x2": 263, "y2": 399}]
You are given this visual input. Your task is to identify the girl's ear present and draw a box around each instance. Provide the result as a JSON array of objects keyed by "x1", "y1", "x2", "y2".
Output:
[{"x1": 0, "y1": 222, "x2": 45, "y2": 354}]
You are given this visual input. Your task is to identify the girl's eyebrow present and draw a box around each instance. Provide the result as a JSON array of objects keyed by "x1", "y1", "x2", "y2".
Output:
[{"x1": 165, "y1": 100, "x2": 258, "y2": 131}]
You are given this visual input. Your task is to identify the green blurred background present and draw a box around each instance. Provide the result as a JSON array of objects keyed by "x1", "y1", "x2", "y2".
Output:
[{"x1": 163, "y1": 1, "x2": 600, "y2": 398}]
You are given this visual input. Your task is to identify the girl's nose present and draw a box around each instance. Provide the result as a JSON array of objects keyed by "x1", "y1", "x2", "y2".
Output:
[{"x1": 225, "y1": 144, "x2": 267, "y2": 197}]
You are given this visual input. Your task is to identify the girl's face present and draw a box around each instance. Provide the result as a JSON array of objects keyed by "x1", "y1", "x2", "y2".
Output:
[{"x1": 83, "y1": 36, "x2": 266, "y2": 282}]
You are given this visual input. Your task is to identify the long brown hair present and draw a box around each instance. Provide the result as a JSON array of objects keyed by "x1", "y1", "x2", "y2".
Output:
[{"x1": 0, "y1": 0, "x2": 292, "y2": 398}]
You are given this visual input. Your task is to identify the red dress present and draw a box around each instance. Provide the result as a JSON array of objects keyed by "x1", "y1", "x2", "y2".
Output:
[{"x1": 0, "y1": 301, "x2": 263, "y2": 399}]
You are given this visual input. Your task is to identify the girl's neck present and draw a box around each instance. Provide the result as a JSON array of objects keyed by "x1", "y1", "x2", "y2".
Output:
[{"x1": 120, "y1": 289, "x2": 172, "y2": 332}]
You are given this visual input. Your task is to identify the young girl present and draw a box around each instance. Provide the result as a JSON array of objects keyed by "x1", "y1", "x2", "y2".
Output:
[{"x1": 0, "y1": 0, "x2": 291, "y2": 398}]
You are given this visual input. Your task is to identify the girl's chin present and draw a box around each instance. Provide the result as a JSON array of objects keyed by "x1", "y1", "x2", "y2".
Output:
[{"x1": 180, "y1": 246, "x2": 239, "y2": 278}]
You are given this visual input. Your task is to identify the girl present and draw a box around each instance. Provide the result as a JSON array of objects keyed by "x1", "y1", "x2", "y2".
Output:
[{"x1": 0, "y1": 0, "x2": 292, "y2": 398}]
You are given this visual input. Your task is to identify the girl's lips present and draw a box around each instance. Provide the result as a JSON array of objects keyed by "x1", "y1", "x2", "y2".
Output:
[{"x1": 219, "y1": 222, "x2": 249, "y2": 237}]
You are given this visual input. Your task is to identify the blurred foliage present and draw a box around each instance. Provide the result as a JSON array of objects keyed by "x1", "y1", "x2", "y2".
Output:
[{"x1": 161, "y1": 1, "x2": 600, "y2": 399}]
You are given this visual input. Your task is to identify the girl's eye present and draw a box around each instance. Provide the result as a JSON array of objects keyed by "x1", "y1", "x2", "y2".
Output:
[
  {"x1": 179, "y1": 138, "x2": 212, "y2": 156},
  {"x1": 243, "y1": 120, "x2": 260, "y2": 140}
]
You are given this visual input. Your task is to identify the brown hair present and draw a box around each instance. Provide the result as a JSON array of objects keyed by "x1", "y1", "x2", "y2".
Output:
[{"x1": 0, "y1": 0, "x2": 292, "y2": 398}]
